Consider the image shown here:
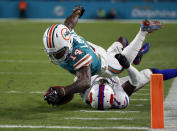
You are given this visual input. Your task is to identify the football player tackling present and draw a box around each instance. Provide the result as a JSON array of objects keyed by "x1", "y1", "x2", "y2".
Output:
[
  {"x1": 83, "y1": 54, "x2": 177, "y2": 110},
  {"x1": 42, "y1": 6, "x2": 163, "y2": 105}
]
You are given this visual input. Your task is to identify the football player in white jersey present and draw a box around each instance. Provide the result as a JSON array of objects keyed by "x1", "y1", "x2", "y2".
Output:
[
  {"x1": 43, "y1": 6, "x2": 163, "y2": 105},
  {"x1": 82, "y1": 54, "x2": 177, "y2": 110}
]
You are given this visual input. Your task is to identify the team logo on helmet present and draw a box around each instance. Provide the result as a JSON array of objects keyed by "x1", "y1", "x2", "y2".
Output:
[{"x1": 61, "y1": 28, "x2": 71, "y2": 40}]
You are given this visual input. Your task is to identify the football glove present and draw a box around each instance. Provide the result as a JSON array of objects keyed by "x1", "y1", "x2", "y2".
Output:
[
  {"x1": 115, "y1": 54, "x2": 130, "y2": 69},
  {"x1": 72, "y1": 5, "x2": 85, "y2": 18},
  {"x1": 44, "y1": 86, "x2": 65, "y2": 106}
]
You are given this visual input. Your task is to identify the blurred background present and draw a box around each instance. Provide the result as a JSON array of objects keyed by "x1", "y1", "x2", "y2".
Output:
[{"x1": 0, "y1": 0, "x2": 177, "y2": 20}]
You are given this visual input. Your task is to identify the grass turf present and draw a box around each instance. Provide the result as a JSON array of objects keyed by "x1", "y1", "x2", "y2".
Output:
[{"x1": 0, "y1": 20, "x2": 177, "y2": 130}]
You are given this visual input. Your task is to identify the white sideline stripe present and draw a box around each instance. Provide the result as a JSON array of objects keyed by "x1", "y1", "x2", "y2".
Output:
[
  {"x1": 76, "y1": 110, "x2": 140, "y2": 113},
  {"x1": 0, "y1": 125, "x2": 149, "y2": 130},
  {"x1": 131, "y1": 99, "x2": 149, "y2": 101},
  {"x1": 29, "y1": 91, "x2": 44, "y2": 94},
  {"x1": 64, "y1": 117, "x2": 133, "y2": 120},
  {"x1": 0, "y1": 72, "x2": 69, "y2": 76},
  {"x1": 133, "y1": 93, "x2": 149, "y2": 96},
  {"x1": 5, "y1": 91, "x2": 21, "y2": 94},
  {"x1": 0, "y1": 60, "x2": 48, "y2": 63},
  {"x1": 129, "y1": 104, "x2": 144, "y2": 107},
  {"x1": 164, "y1": 77, "x2": 177, "y2": 129},
  {"x1": 1, "y1": 46, "x2": 40, "y2": 49},
  {"x1": 4, "y1": 91, "x2": 45, "y2": 94},
  {"x1": 139, "y1": 88, "x2": 149, "y2": 91},
  {"x1": 0, "y1": 51, "x2": 42, "y2": 55}
]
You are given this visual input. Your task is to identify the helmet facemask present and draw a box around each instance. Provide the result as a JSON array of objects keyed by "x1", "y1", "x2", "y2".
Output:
[
  {"x1": 92, "y1": 77, "x2": 114, "y2": 88},
  {"x1": 47, "y1": 47, "x2": 71, "y2": 64}
]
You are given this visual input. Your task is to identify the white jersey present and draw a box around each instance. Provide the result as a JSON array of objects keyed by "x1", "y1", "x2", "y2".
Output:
[
  {"x1": 87, "y1": 41, "x2": 123, "y2": 77},
  {"x1": 80, "y1": 68, "x2": 152, "y2": 109},
  {"x1": 87, "y1": 29, "x2": 147, "y2": 77}
]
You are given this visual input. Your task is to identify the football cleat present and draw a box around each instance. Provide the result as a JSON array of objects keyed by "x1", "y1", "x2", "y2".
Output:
[
  {"x1": 141, "y1": 43, "x2": 150, "y2": 55},
  {"x1": 133, "y1": 43, "x2": 150, "y2": 65},
  {"x1": 141, "y1": 19, "x2": 163, "y2": 33}
]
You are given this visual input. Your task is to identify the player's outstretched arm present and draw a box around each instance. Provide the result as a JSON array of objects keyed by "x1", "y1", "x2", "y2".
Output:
[
  {"x1": 64, "y1": 66, "x2": 91, "y2": 94},
  {"x1": 64, "y1": 6, "x2": 85, "y2": 31},
  {"x1": 44, "y1": 66, "x2": 91, "y2": 106}
]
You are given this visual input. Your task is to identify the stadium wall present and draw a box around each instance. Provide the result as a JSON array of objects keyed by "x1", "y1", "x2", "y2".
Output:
[{"x1": 0, "y1": 1, "x2": 177, "y2": 19}]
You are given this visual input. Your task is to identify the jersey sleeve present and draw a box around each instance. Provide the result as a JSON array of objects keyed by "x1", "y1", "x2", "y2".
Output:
[{"x1": 73, "y1": 53, "x2": 92, "y2": 70}]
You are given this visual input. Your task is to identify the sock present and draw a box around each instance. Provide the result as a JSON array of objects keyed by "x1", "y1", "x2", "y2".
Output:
[
  {"x1": 151, "y1": 68, "x2": 177, "y2": 80},
  {"x1": 141, "y1": 43, "x2": 150, "y2": 54}
]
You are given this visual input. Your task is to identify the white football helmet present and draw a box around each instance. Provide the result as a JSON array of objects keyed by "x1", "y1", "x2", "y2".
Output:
[
  {"x1": 43, "y1": 24, "x2": 73, "y2": 64},
  {"x1": 89, "y1": 78, "x2": 114, "y2": 110},
  {"x1": 113, "y1": 90, "x2": 129, "y2": 109}
]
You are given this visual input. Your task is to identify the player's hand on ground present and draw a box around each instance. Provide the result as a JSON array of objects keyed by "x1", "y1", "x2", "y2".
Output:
[
  {"x1": 72, "y1": 5, "x2": 85, "y2": 18},
  {"x1": 44, "y1": 86, "x2": 65, "y2": 105},
  {"x1": 115, "y1": 54, "x2": 130, "y2": 69}
]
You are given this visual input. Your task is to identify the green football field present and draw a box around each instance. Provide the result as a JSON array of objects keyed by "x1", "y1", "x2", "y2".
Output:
[{"x1": 0, "y1": 20, "x2": 177, "y2": 131}]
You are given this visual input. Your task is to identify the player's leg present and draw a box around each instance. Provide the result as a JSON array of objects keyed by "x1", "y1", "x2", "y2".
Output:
[
  {"x1": 121, "y1": 31, "x2": 147, "y2": 63},
  {"x1": 119, "y1": 68, "x2": 152, "y2": 95},
  {"x1": 134, "y1": 68, "x2": 177, "y2": 92},
  {"x1": 121, "y1": 20, "x2": 163, "y2": 64},
  {"x1": 107, "y1": 36, "x2": 128, "y2": 55},
  {"x1": 119, "y1": 64, "x2": 148, "y2": 96},
  {"x1": 151, "y1": 68, "x2": 177, "y2": 80},
  {"x1": 133, "y1": 43, "x2": 150, "y2": 65},
  {"x1": 107, "y1": 36, "x2": 150, "y2": 65},
  {"x1": 105, "y1": 34, "x2": 145, "y2": 77},
  {"x1": 104, "y1": 54, "x2": 123, "y2": 76}
]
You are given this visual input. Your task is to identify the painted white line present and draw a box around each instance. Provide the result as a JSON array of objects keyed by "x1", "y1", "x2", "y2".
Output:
[
  {"x1": 139, "y1": 89, "x2": 149, "y2": 91},
  {"x1": 0, "y1": 51, "x2": 42, "y2": 55},
  {"x1": 0, "y1": 72, "x2": 69, "y2": 76},
  {"x1": 164, "y1": 77, "x2": 177, "y2": 129},
  {"x1": 29, "y1": 91, "x2": 44, "y2": 94},
  {"x1": 133, "y1": 93, "x2": 149, "y2": 96},
  {"x1": 0, "y1": 60, "x2": 48, "y2": 63},
  {"x1": 129, "y1": 104, "x2": 144, "y2": 107},
  {"x1": 131, "y1": 99, "x2": 149, "y2": 101},
  {"x1": 76, "y1": 110, "x2": 140, "y2": 113},
  {"x1": 5, "y1": 91, "x2": 21, "y2": 94},
  {"x1": 0, "y1": 45, "x2": 40, "y2": 49},
  {"x1": 0, "y1": 125, "x2": 149, "y2": 130},
  {"x1": 4, "y1": 91, "x2": 45, "y2": 94},
  {"x1": 64, "y1": 117, "x2": 133, "y2": 120}
]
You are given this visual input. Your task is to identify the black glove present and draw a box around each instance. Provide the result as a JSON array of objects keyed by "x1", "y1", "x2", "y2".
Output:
[
  {"x1": 72, "y1": 5, "x2": 85, "y2": 18},
  {"x1": 44, "y1": 86, "x2": 65, "y2": 106},
  {"x1": 115, "y1": 54, "x2": 130, "y2": 69}
]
